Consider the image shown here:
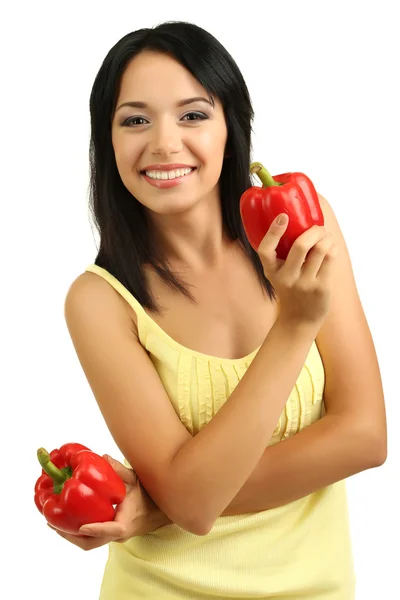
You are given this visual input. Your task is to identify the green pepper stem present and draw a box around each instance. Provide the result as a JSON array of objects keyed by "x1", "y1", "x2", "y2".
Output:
[
  {"x1": 37, "y1": 448, "x2": 66, "y2": 484},
  {"x1": 250, "y1": 162, "x2": 282, "y2": 187}
]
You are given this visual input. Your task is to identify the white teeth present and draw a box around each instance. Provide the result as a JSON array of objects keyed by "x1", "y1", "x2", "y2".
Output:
[{"x1": 145, "y1": 168, "x2": 194, "y2": 180}]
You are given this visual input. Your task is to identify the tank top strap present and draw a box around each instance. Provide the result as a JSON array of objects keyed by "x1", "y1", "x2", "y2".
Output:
[{"x1": 85, "y1": 264, "x2": 149, "y2": 324}]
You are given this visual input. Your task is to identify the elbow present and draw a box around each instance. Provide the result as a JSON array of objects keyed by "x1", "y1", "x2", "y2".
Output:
[
  {"x1": 185, "y1": 517, "x2": 214, "y2": 537},
  {"x1": 161, "y1": 469, "x2": 216, "y2": 536},
  {"x1": 361, "y1": 427, "x2": 387, "y2": 468},
  {"x1": 370, "y1": 440, "x2": 387, "y2": 467},
  {"x1": 163, "y1": 492, "x2": 215, "y2": 536},
  {"x1": 169, "y1": 506, "x2": 215, "y2": 536}
]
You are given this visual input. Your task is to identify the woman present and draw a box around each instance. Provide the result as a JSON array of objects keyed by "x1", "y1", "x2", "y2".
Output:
[{"x1": 55, "y1": 20, "x2": 386, "y2": 599}]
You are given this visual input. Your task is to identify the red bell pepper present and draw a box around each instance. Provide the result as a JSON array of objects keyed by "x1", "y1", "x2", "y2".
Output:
[
  {"x1": 34, "y1": 443, "x2": 126, "y2": 535},
  {"x1": 240, "y1": 162, "x2": 324, "y2": 260}
]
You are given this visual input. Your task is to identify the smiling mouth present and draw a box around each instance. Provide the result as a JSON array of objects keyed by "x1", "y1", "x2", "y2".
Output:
[
  {"x1": 140, "y1": 167, "x2": 197, "y2": 189},
  {"x1": 140, "y1": 167, "x2": 196, "y2": 181}
]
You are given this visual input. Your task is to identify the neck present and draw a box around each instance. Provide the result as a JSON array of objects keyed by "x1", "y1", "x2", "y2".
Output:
[{"x1": 147, "y1": 195, "x2": 234, "y2": 272}]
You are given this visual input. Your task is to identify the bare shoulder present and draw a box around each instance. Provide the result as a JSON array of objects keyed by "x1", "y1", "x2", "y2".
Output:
[{"x1": 65, "y1": 271, "x2": 138, "y2": 336}]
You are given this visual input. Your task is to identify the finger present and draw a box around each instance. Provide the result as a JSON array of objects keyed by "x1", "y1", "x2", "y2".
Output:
[
  {"x1": 282, "y1": 225, "x2": 326, "y2": 278},
  {"x1": 316, "y1": 243, "x2": 340, "y2": 284},
  {"x1": 48, "y1": 523, "x2": 118, "y2": 550},
  {"x1": 47, "y1": 523, "x2": 81, "y2": 537},
  {"x1": 301, "y1": 233, "x2": 335, "y2": 281},
  {"x1": 48, "y1": 523, "x2": 90, "y2": 540},
  {"x1": 79, "y1": 521, "x2": 126, "y2": 538},
  {"x1": 103, "y1": 455, "x2": 137, "y2": 485},
  {"x1": 257, "y1": 213, "x2": 289, "y2": 273}
]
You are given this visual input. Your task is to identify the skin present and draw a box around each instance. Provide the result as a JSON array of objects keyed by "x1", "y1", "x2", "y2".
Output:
[
  {"x1": 51, "y1": 50, "x2": 236, "y2": 549},
  {"x1": 52, "y1": 51, "x2": 386, "y2": 550},
  {"x1": 111, "y1": 50, "x2": 232, "y2": 272}
]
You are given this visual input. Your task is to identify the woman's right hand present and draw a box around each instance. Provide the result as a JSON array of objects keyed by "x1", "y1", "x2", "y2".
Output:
[{"x1": 257, "y1": 213, "x2": 339, "y2": 326}]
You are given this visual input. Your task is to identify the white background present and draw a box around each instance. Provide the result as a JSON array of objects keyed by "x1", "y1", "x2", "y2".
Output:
[{"x1": 1, "y1": 1, "x2": 398, "y2": 598}]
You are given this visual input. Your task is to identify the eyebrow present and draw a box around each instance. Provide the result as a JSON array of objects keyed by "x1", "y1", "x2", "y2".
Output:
[{"x1": 115, "y1": 96, "x2": 214, "y2": 113}]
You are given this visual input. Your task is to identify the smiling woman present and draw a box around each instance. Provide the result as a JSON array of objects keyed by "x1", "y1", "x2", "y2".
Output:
[
  {"x1": 59, "y1": 19, "x2": 386, "y2": 600},
  {"x1": 110, "y1": 49, "x2": 229, "y2": 225}
]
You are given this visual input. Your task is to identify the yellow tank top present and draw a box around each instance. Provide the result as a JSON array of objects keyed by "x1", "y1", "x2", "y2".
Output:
[{"x1": 85, "y1": 264, "x2": 355, "y2": 599}]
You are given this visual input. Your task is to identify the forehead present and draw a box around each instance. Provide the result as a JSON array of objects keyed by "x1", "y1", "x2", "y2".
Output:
[{"x1": 117, "y1": 51, "x2": 211, "y2": 103}]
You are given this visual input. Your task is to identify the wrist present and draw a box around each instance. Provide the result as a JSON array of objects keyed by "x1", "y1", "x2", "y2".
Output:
[
  {"x1": 153, "y1": 507, "x2": 173, "y2": 529},
  {"x1": 275, "y1": 313, "x2": 322, "y2": 339}
]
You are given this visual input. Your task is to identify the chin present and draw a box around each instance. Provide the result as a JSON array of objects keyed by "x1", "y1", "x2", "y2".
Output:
[{"x1": 133, "y1": 193, "x2": 197, "y2": 215}]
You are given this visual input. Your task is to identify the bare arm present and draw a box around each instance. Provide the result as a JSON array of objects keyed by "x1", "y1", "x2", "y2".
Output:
[
  {"x1": 149, "y1": 192, "x2": 387, "y2": 521},
  {"x1": 167, "y1": 317, "x2": 319, "y2": 526},
  {"x1": 65, "y1": 275, "x2": 318, "y2": 535},
  {"x1": 152, "y1": 408, "x2": 385, "y2": 526},
  {"x1": 221, "y1": 192, "x2": 387, "y2": 514},
  {"x1": 223, "y1": 413, "x2": 385, "y2": 514}
]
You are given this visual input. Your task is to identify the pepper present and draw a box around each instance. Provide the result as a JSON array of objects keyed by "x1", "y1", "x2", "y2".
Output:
[
  {"x1": 34, "y1": 443, "x2": 126, "y2": 535},
  {"x1": 240, "y1": 162, "x2": 324, "y2": 260}
]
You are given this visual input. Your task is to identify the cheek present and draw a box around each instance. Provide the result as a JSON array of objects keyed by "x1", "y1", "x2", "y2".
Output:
[
  {"x1": 192, "y1": 129, "x2": 227, "y2": 165},
  {"x1": 114, "y1": 144, "x2": 141, "y2": 178},
  {"x1": 112, "y1": 128, "x2": 140, "y2": 164},
  {"x1": 112, "y1": 151, "x2": 140, "y2": 196}
]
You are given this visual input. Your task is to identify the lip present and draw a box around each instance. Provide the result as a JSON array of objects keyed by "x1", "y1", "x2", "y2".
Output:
[
  {"x1": 141, "y1": 163, "x2": 196, "y2": 172},
  {"x1": 141, "y1": 167, "x2": 196, "y2": 189}
]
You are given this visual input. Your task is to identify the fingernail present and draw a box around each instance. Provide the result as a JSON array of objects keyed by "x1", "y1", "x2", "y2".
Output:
[
  {"x1": 277, "y1": 214, "x2": 288, "y2": 226},
  {"x1": 80, "y1": 527, "x2": 92, "y2": 535}
]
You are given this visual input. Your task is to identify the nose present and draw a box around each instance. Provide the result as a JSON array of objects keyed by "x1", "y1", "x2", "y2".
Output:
[{"x1": 148, "y1": 119, "x2": 183, "y2": 157}]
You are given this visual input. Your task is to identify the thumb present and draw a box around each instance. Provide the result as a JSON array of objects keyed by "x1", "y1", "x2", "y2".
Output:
[
  {"x1": 79, "y1": 521, "x2": 127, "y2": 539},
  {"x1": 257, "y1": 213, "x2": 289, "y2": 263},
  {"x1": 275, "y1": 213, "x2": 289, "y2": 228},
  {"x1": 103, "y1": 454, "x2": 137, "y2": 485}
]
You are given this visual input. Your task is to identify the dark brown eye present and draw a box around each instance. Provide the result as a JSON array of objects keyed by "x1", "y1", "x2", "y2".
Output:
[
  {"x1": 181, "y1": 112, "x2": 208, "y2": 121},
  {"x1": 123, "y1": 117, "x2": 148, "y2": 127}
]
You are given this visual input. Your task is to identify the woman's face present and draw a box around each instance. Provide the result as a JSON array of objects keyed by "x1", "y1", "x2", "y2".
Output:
[{"x1": 111, "y1": 51, "x2": 228, "y2": 216}]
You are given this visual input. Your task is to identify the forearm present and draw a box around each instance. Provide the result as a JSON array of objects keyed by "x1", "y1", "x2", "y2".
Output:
[
  {"x1": 167, "y1": 317, "x2": 319, "y2": 533},
  {"x1": 222, "y1": 413, "x2": 382, "y2": 515}
]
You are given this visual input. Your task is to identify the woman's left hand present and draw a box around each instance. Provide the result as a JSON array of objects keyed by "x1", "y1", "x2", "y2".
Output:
[{"x1": 47, "y1": 454, "x2": 171, "y2": 551}]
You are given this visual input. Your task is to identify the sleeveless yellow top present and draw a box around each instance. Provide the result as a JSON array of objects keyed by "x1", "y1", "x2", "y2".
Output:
[{"x1": 86, "y1": 264, "x2": 355, "y2": 599}]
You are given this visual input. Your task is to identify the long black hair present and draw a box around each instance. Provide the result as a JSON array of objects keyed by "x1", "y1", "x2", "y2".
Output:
[{"x1": 88, "y1": 20, "x2": 276, "y2": 313}]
